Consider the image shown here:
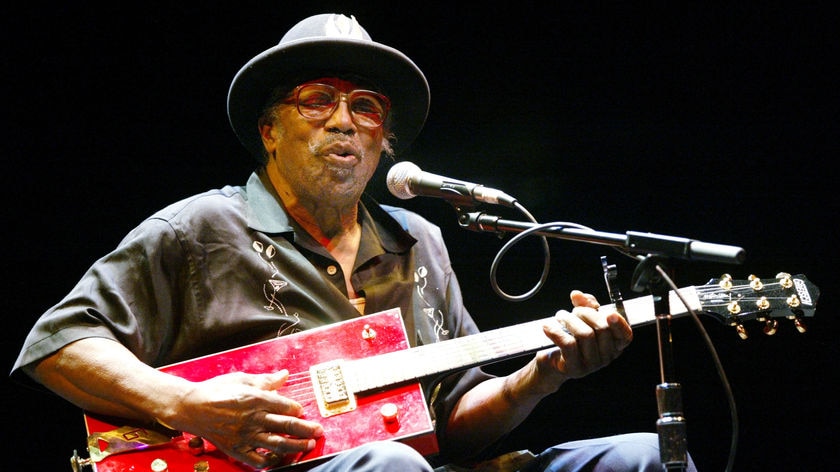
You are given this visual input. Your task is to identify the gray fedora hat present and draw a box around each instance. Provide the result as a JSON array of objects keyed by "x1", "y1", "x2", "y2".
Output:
[{"x1": 227, "y1": 13, "x2": 430, "y2": 160}]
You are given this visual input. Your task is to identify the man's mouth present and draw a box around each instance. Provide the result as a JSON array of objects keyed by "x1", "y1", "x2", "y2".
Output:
[{"x1": 322, "y1": 142, "x2": 360, "y2": 163}]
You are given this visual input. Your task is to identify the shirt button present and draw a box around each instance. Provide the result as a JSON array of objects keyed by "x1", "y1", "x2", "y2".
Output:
[{"x1": 326, "y1": 265, "x2": 338, "y2": 276}]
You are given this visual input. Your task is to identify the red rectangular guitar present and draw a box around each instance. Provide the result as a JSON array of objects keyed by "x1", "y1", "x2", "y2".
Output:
[{"x1": 72, "y1": 273, "x2": 818, "y2": 472}]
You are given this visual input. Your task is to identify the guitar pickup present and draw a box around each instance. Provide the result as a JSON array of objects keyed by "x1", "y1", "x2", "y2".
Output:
[{"x1": 310, "y1": 360, "x2": 357, "y2": 417}]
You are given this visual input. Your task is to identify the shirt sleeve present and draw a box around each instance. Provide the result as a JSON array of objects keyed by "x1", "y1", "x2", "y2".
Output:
[{"x1": 10, "y1": 216, "x2": 190, "y2": 382}]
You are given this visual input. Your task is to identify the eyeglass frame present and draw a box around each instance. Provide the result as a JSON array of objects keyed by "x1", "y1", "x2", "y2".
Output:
[{"x1": 282, "y1": 83, "x2": 392, "y2": 129}]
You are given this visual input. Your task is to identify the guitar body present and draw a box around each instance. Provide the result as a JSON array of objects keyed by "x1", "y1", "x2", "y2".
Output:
[{"x1": 82, "y1": 308, "x2": 437, "y2": 471}]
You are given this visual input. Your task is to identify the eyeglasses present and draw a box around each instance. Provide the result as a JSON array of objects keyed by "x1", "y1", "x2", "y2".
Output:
[{"x1": 284, "y1": 83, "x2": 391, "y2": 128}]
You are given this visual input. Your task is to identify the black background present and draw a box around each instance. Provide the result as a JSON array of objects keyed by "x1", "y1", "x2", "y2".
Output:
[{"x1": 3, "y1": 3, "x2": 837, "y2": 471}]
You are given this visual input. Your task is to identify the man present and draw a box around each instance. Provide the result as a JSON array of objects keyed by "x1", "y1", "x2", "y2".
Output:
[{"x1": 11, "y1": 13, "x2": 695, "y2": 471}]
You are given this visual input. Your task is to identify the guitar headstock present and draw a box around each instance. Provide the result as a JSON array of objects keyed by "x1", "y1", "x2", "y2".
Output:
[{"x1": 697, "y1": 272, "x2": 819, "y2": 339}]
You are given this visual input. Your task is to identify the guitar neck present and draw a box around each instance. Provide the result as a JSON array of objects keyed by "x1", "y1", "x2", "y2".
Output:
[{"x1": 347, "y1": 286, "x2": 701, "y2": 392}]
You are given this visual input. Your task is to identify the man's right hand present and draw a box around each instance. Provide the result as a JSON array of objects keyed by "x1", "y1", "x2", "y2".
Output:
[{"x1": 158, "y1": 370, "x2": 324, "y2": 468}]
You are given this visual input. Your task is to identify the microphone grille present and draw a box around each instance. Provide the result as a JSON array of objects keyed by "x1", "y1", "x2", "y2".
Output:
[{"x1": 386, "y1": 161, "x2": 420, "y2": 200}]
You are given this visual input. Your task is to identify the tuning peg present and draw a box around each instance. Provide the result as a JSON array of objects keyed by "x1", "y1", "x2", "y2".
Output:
[
  {"x1": 719, "y1": 273, "x2": 733, "y2": 290},
  {"x1": 735, "y1": 323, "x2": 748, "y2": 340},
  {"x1": 762, "y1": 319, "x2": 779, "y2": 336},
  {"x1": 748, "y1": 274, "x2": 764, "y2": 291},
  {"x1": 793, "y1": 316, "x2": 807, "y2": 333},
  {"x1": 776, "y1": 272, "x2": 793, "y2": 288}
]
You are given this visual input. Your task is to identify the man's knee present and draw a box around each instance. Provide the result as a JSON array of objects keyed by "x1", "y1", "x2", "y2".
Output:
[
  {"x1": 530, "y1": 432, "x2": 697, "y2": 472},
  {"x1": 368, "y1": 441, "x2": 433, "y2": 470},
  {"x1": 605, "y1": 432, "x2": 663, "y2": 470},
  {"x1": 608, "y1": 432, "x2": 698, "y2": 472},
  {"x1": 317, "y1": 441, "x2": 432, "y2": 472}
]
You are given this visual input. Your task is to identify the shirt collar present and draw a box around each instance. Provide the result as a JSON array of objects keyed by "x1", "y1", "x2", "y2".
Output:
[
  {"x1": 243, "y1": 170, "x2": 415, "y2": 255},
  {"x1": 243, "y1": 171, "x2": 296, "y2": 234},
  {"x1": 359, "y1": 193, "x2": 417, "y2": 255}
]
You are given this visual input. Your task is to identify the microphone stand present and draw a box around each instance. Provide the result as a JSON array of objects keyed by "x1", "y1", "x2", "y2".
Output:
[
  {"x1": 631, "y1": 256, "x2": 689, "y2": 471},
  {"x1": 457, "y1": 210, "x2": 745, "y2": 471}
]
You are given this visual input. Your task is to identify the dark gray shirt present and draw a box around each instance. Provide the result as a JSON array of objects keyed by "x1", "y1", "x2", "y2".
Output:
[{"x1": 12, "y1": 170, "x2": 493, "y2": 459}]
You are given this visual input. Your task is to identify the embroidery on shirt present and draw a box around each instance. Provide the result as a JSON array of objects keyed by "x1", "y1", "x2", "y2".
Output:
[
  {"x1": 252, "y1": 240, "x2": 301, "y2": 336},
  {"x1": 414, "y1": 265, "x2": 449, "y2": 341}
]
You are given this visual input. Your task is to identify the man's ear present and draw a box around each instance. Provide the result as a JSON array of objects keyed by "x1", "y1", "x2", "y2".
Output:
[{"x1": 259, "y1": 123, "x2": 276, "y2": 154}]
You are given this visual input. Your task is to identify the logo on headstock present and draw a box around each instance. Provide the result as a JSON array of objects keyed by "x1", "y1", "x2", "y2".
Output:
[{"x1": 794, "y1": 278, "x2": 813, "y2": 305}]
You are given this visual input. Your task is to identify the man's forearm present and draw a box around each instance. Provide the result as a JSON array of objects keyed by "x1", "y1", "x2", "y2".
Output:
[{"x1": 25, "y1": 337, "x2": 186, "y2": 424}]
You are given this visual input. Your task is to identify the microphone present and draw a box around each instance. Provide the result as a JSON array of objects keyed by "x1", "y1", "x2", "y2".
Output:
[{"x1": 386, "y1": 161, "x2": 517, "y2": 207}]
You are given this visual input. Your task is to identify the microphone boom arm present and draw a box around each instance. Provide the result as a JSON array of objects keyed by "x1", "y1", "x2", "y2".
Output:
[{"x1": 458, "y1": 211, "x2": 745, "y2": 265}]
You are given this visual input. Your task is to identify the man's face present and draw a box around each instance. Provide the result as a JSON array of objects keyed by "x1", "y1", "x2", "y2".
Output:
[{"x1": 260, "y1": 77, "x2": 388, "y2": 207}]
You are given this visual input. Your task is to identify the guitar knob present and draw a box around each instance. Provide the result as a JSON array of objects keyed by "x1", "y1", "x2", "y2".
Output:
[
  {"x1": 151, "y1": 458, "x2": 169, "y2": 472},
  {"x1": 380, "y1": 402, "x2": 399, "y2": 424},
  {"x1": 188, "y1": 435, "x2": 205, "y2": 455},
  {"x1": 362, "y1": 324, "x2": 377, "y2": 340}
]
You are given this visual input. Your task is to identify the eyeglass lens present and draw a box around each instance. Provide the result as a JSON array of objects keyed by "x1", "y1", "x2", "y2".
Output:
[{"x1": 296, "y1": 84, "x2": 388, "y2": 127}]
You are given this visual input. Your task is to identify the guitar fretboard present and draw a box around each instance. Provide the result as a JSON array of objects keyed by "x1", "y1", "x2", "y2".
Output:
[{"x1": 347, "y1": 287, "x2": 702, "y2": 393}]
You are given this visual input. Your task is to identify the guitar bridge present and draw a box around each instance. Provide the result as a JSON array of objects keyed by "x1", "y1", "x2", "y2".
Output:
[{"x1": 310, "y1": 360, "x2": 357, "y2": 417}]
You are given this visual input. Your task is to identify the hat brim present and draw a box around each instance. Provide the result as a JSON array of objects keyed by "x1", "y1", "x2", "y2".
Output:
[{"x1": 227, "y1": 36, "x2": 430, "y2": 159}]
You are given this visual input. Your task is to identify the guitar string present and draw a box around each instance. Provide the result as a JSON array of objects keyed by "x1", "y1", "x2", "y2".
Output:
[
  {"x1": 693, "y1": 282, "x2": 792, "y2": 305},
  {"x1": 263, "y1": 281, "x2": 798, "y2": 404},
  {"x1": 276, "y1": 325, "x2": 541, "y2": 404},
  {"x1": 282, "y1": 372, "x2": 316, "y2": 401}
]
